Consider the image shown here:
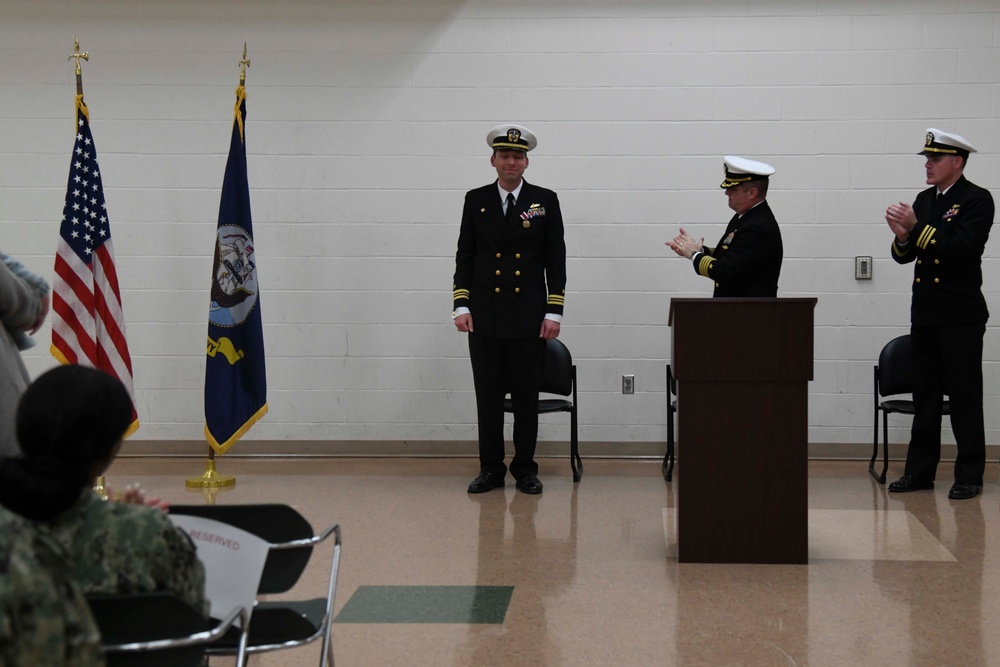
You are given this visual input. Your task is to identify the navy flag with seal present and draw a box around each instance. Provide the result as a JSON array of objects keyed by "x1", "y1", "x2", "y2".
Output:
[{"x1": 205, "y1": 84, "x2": 267, "y2": 453}]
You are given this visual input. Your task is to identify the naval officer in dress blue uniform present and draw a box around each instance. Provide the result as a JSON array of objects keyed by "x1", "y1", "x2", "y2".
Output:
[
  {"x1": 453, "y1": 124, "x2": 567, "y2": 495},
  {"x1": 667, "y1": 156, "x2": 783, "y2": 297},
  {"x1": 885, "y1": 128, "x2": 994, "y2": 500}
]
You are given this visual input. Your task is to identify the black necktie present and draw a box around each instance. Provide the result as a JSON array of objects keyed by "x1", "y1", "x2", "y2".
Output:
[{"x1": 505, "y1": 193, "x2": 517, "y2": 225}]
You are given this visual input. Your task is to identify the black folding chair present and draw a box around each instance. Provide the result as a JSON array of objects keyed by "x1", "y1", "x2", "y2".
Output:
[
  {"x1": 871, "y1": 334, "x2": 950, "y2": 483},
  {"x1": 169, "y1": 504, "x2": 341, "y2": 667},
  {"x1": 86, "y1": 592, "x2": 248, "y2": 667},
  {"x1": 504, "y1": 337, "x2": 581, "y2": 481},
  {"x1": 663, "y1": 363, "x2": 677, "y2": 481}
]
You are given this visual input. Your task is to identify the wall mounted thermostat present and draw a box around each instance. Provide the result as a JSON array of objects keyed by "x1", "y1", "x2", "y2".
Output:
[{"x1": 855, "y1": 256, "x2": 872, "y2": 280}]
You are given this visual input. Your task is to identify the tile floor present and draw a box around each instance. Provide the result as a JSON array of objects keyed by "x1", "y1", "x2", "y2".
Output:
[{"x1": 105, "y1": 456, "x2": 1000, "y2": 666}]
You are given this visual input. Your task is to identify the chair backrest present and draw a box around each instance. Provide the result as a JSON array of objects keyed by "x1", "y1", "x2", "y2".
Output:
[
  {"x1": 87, "y1": 593, "x2": 210, "y2": 667},
  {"x1": 169, "y1": 504, "x2": 314, "y2": 595},
  {"x1": 539, "y1": 338, "x2": 573, "y2": 396},
  {"x1": 877, "y1": 334, "x2": 913, "y2": 397}
]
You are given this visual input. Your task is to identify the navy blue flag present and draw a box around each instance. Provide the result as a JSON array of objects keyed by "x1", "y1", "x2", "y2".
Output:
[{"x1": 205, "y1": 85, "x2": 267, "y2": 453}]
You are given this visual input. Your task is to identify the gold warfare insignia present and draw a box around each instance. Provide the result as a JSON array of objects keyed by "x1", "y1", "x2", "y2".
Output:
[{"x1": 507, "y1": 128, "x2": 521, "y2": 143}]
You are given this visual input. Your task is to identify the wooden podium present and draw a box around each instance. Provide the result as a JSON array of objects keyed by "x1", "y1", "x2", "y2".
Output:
[{"x1": 669, "y1": 298, "x2": 816, "y2": 564}]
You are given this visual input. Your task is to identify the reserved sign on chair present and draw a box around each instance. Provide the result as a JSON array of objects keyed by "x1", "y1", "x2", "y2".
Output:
[{"x1": 170, "y1": 514, "x2": 269, "y2": 625}]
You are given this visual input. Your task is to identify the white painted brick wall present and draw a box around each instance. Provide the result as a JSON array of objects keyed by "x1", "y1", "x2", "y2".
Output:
[{"x1": 2, "y1": 1, "x2": 999, "y2": 448}]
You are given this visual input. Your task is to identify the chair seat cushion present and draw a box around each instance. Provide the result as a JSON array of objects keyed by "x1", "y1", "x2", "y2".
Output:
[
  {"x1": 504, "y1": 398, "x2": 572, "y2": 413},
  {"x1": 209, "y1": 598, "x2": 327, "y2": 651},
  {"x1": 881, "y1": 399, "x2": 915, "y2": 414},
  {"x1": 881, "y1": 399, "x2": 950, "y2": 415}
]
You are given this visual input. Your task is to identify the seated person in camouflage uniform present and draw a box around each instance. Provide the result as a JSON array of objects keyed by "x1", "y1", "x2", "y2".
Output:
[
  {"x1": 0, "y1": 507, "x2": 104, "y2": 667},
  {"x1": 0, "y1": 365, "x2": 207, "y2": 613}
]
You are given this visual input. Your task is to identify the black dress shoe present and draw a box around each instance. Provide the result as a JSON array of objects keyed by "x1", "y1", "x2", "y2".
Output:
[
  {"x1": 888, "y1": 475, "x2": 934, "y2": 493},
  {"x1": 948, "y1": 482, "x2": 982, "y2": 500},
  {"x1": 515, "y1": 474, "x2": 543, "y2": 495},
  {"x1": 468, "y1": 472, "x2": 504, "y2": 494}
]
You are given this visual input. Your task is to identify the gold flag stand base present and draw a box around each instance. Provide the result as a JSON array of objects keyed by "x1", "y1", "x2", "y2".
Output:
[
  {"x1": 186, "y1": 459, "x2": 236, "y2": 488},
  {"x1": 93, "y1": 475, "x2": 109, "y2": 500}
]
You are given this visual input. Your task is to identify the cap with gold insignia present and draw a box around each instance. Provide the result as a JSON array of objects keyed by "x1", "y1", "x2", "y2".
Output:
[
  {"x1": 487, "y1": 124, "x2": 537, "y2": 152},
  {"x1": 720, "y1": 156, "x2": 775, "y2": 189},
  {"x1": 919, "y1": 128, "x2": 976, "y2": 158}
]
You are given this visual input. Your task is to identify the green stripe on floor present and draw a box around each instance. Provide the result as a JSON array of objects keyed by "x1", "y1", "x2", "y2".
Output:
[{"x1": 334, "y1": 585, "x2": 514, "y2": 624}]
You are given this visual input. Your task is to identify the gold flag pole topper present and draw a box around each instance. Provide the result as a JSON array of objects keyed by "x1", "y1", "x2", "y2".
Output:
[
  {"x1": 187, "y1": 44, "x2": 251, "y2": 492},
  {"x1": 239, "y1": 42, "x2": 249, "y2": 84},
  {"x1": 68, "y1": 36, "x2": 88, "y2": 95}
]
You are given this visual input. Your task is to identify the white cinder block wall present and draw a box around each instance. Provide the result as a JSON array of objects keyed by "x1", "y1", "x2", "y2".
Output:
[{"x1": 2, "y1": 0, "x2": 999, "y2": 449}]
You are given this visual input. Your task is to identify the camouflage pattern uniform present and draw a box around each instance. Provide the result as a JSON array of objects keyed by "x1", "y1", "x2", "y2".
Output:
[
  {"x1": 0, "y1": 507, "x2": 104, "y2": 667},
  {"x1": 47, "y1": 490, "x2": 207, "y2": 615}
]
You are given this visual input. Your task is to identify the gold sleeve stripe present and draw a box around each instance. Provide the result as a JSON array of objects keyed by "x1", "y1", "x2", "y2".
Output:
[
  {"x1": 892, "y1": 241, "x2": 910, "y2": 257},
  {"x1": 916, "y1": 227, "x2": 931, "y2": 248},
  {"x1": 697, "y1": 256, "x2": 714, "y2": 277},
  {"x1": 917, "y1": 226, "x2": 936, "y2": 250},
  {"x1": 453, "y1": 289, "x2": 470, "y2": 299},
  {"x1": 548, "y1": 295, "x2": 565, "y2": 304}
]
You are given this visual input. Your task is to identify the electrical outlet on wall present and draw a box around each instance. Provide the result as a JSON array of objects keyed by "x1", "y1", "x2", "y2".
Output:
[
  {"x1": 622, "y1": 375, "x2": 635, "y2": 394},
  {"x1": 855, "y1": 256, "x2": 872, "y2": 280}
]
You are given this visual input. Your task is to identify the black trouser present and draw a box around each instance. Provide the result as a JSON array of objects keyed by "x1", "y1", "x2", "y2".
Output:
[
  {"x1": 468, "y1": 333, "x2": 545, "y2": 480},
  {"x1": 905, "y1": 323, "x2": 986, "y2": 485}
]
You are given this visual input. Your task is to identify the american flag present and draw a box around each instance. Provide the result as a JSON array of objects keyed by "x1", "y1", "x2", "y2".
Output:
[{"x1": 51, "y1": 95, "x2": 138, "y2": 433}]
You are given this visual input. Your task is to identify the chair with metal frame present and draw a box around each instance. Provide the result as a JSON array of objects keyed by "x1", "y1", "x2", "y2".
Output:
[
  {"x1": 86, "y1": 592, "x2": 248, "y2": 667},
  {"x1": 503, "y1": 337, "x2": 581, "y2": 482},
  {"x1": 871, "y1": 334, "x2": 950, "y2": 483},
  {"x1": 168, "y1": 504, "x2": 342, "y2": 667},
  {"x1": 662, "y1": 363, "x2": 677, "y2": 481}
]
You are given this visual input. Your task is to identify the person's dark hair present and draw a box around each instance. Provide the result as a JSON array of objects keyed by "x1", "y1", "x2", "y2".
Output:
[
  {"x1": 749, "y1": 178, "x2": 769, "y2": 198},
  {"x1": 0, "y1": 365, "x2": 132, "y2": 521}
]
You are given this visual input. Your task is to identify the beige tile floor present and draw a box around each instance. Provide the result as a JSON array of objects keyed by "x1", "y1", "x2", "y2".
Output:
[{"x1": 107, "y1": 456, "x2": 1000, "y2": 667}]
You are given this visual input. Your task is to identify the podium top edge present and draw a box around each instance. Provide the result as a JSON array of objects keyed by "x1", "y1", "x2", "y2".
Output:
[{"x1": 668, "y1": 297, "x2": 818, "y2": 324}]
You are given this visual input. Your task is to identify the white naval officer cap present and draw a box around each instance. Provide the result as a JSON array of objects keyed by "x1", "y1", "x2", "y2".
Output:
[
  {"x1": 919, "y1": 128, "x2": 977, "y2": 159},
  {"x1": 720, "y1": 156, "x2": 775, "y2": 189},
  {"x1": 487, "y1": 124, "x2": 537, "y2": 152}
]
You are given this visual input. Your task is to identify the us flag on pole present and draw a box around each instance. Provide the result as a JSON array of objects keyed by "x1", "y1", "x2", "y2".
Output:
[{"x1": 51, "y1": 94, "x2": 139, "y2": 435}]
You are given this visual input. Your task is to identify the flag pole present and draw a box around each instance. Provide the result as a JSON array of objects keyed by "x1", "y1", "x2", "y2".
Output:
[
  {"x1": 70, "y1": 38, "x2": 110, "y2": 501},
  {"x1": 187, "y1": 45, "x2": 251, "y2": 491},
  {"x1": 66, "y1": 35, "x2": 108, "y2": 500}
]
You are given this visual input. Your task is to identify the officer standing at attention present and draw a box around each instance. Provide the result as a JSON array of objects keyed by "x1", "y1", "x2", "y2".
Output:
[
  {"x1": 885, "y1": 128, "x2": 994, "y2": 500},
  {"x1": 453, "y1": 124, "x2": 567, "y2": 495},
  {"x1": 667, "y1": 156, "x2": 783, "y2": 297}
]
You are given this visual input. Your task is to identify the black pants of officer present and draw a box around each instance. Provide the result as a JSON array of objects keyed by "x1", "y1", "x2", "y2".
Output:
[
  {"x1": 468, "y1": 333, "x2": 545, "y2": 481},
  {"x1": 904, "y1": 323, "x2": 986, "y2": 486}
]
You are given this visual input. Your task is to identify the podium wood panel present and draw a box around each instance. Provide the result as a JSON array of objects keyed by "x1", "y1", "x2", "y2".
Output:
[{"x1": 670, "y1": 298, "x2": 815, "y2": 565}]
